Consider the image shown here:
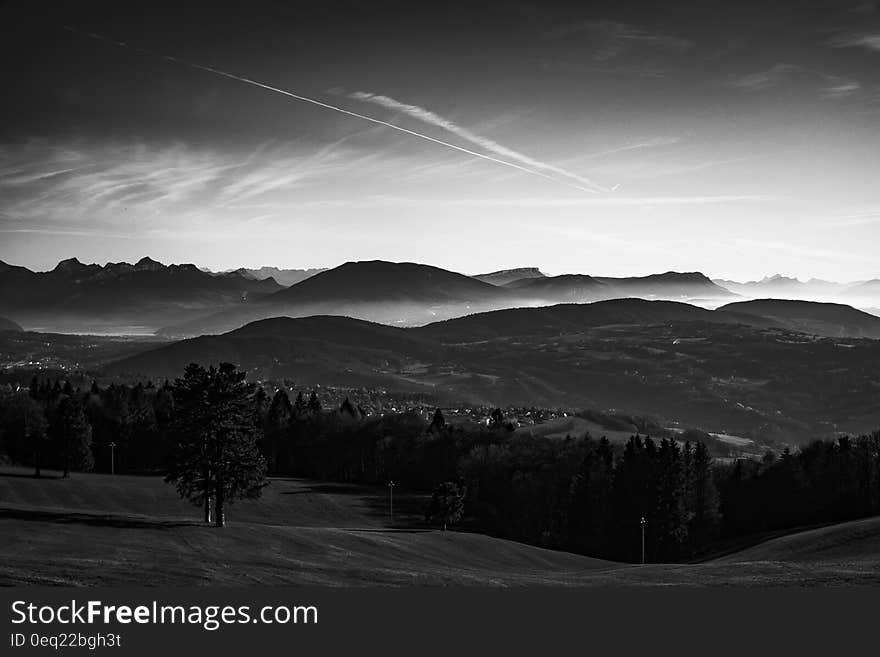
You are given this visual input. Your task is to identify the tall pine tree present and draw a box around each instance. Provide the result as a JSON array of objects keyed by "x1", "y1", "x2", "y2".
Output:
[{"x1": 166, "y1": 363, "x2": 267, "y2": 527}]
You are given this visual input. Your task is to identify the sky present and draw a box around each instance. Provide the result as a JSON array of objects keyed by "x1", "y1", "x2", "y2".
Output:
[{"x1": 1, "y1": 0, "x2": 879, "y2": 281}]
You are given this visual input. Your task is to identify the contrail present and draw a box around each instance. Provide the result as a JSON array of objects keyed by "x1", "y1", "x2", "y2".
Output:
[
  {"x1": 63, "y1": 26, "x2": 604, "y2": 194},
  {"x1": 349, "y1": 91, "x2": 606, "y2": 192}
]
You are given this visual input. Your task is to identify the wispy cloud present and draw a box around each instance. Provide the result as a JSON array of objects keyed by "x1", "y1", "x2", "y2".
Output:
[
  {"x1": 66, "y1": 26, "x2": 611, "y2": 196},
  {"x1": 0, "y1": 227, "x2": 134, "y2": 239},
  {"x1": 819, "y1": 209, "x2": 880, "y2": 228},
  {"x1": 829, "y1": 32, "x2": 880, "y2": 52},
  {"x1": 0, "y1": 139, "x2": 366, "y2": 231},
  {"x1": 580, "y1": 136, "x2": 681, "y2": 159},
  {"x1": 728, "y1": 63, "x2": 804, "y2": 91},
  {"x1": 543, "y1": 20, "x2": 692, "y2": 60},
  {"x1": 586, "y1": 156, "x2": 758, "y2": 181},
  {"x1": 730, "y1": 237, "x2": 875, "y2": 263},
  {"x1": 224, "y1": 194, "x2": 776, "y2": 213},
  {"x1": 821, "y1": 81, "x2": 863, "y2": 99},
  {"x1": 348, "y1": 91, "x2": 607, "y2": 192},
  {"x1": 727, "y1": 63, "x2": 861, "y2": 98}
]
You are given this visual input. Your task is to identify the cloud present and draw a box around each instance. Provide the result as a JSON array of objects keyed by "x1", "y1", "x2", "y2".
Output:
[
  {"x1": 0, "y1": 227, "x2": 133, "y2": 239},
  {"x1": 586, "y1": 156, "x2": 758, "y2": 181},
  {"x1": 819, "y1": 209, "x2": 880, "y2": 228},
  {"x1": 348, "y1": 91, "x2": 606, "y2": 192},
  {"x1": 222, "y1": 194, "x2": 776, "y2": 213},
  {"x1": 730, "y1": 237, "x2": 875, "y2": 263},
  {"x1": 829, "y1": 32, "x2": 880, "y2": 52},
  {"x1": 580, "y1": 136, "x2": 681, "y2": 159},
  {"x1": 727, "y1": 63, "x2": 861, "y2": 98},
  {"x1": 0, "y1": 139, "x2": 366, "y2": 231},
  {"x1": 66, "y1": 26, "x2": 608, "y2": 195},
  {"x1": 543, "y1": 20, "x2": 692, "y2": 60},
  {"x1": 728, "y1": 63, "x2": 804, "y2": 91},
  {"x1": 821, "y1": 81, "x2": 862, "y2": 99}
]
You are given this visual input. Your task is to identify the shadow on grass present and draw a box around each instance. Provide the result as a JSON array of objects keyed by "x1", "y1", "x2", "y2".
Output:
[
  {"x1": 348, "y1": 528, "x2": 432, "y2": 534},
  {"x1": 0, "y1": 506, "x2": 198, "y2": 530},
  {"x1": 274, "y1": 479, "x2": 432, "y2": 530},
  {"x1": 360, "y1": 492, "x2": 433, "y2": 531},
  {"x1": 281, "y1": 483, "x2": 361, "y2": 495},
  {"x1": 0, "y1": 471, "x2": 63, "y2": 480}
]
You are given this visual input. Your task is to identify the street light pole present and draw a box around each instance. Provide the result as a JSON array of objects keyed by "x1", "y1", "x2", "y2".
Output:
[
  {"x1": 640, "y1": 516, "x2": 646, "y2": 564},
  {"x1": 109, "y1": 442, "x2": 116, "y2": 475},
  {"x1": 388, "y1": 480, "x2": 395, "y2": 524}
]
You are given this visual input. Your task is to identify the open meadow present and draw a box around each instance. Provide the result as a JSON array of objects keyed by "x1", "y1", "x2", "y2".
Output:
[{"x1": 2, "y1": 468, "x2": 877, "y2": 587}]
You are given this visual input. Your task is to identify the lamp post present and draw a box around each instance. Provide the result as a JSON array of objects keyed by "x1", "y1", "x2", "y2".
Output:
[
  {"x1": 109, "y1": 442, "x2": 116, "y2": 475},
  {"x1": 388, "y1": 480, "x2": 395, "y2": 524},
  {"x1": 640, "y1": 516, "x2": 646, "y2": 564}
]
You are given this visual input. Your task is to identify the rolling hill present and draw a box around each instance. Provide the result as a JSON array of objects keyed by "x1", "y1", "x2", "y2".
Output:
[
  {"x1": 114, "y1": 299, "x2": 770, "y2": 377},
  {"x1": 717, "y1": 299, "x2": 880, "y2": 339},
  {"x1": 414, "y1": 299, "x2": 778, "y2": 342},
  {"x1": 106, "y1": 299, "x2": 880, "y2": 443},
  {"x1": 0, "y1": 468, "x2": 614, "y2": 586},
  {"x1": 0, "y1": 468, "x2": 875, "y2": 586},
  {"x1": 110, "y1": 315, "x2": 438, "y2": 386},
  {"x1": 715, "y1": 515, "x2": 880, "y2": 565}
]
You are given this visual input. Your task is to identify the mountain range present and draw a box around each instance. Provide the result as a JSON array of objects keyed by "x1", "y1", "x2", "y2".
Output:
[
  {"x1": 3, "y1": 258, "x2": 879, "y2": 337},
  {"x1": 0, "y1": 257, "x2": 282, "y2": 333},
  {"x1": 158, "y1": 261, "x2": 510, "y2": 337},
  {"x1": 223, "y1": 266, "x2": 327, "y2": 287},
  {"x1": 505, "y1": 271, "x2": 734, "y2": 305},
  {"x1": 712, "y1": 273, "x2": 880, "y2": 303},
  {"x1": 157, "y1": 262, "x2": 740, "y2": 337}
]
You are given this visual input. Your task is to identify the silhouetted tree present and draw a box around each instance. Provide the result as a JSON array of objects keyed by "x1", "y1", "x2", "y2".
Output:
[
  {"x1": 307, "y1": 391, "x2": 322, "y2": 416},
  {"x1": 0, "y1": 392, "x2": 48, "y2": 476},
  {"x1": 264, "y1": 389, "x2": 292, "y2": 472},
  {"x1": 653, "y1": 439, "x2": 687, "y2": 559},
  {"x1": 293, "y1": 391, "x2": 307, "y2": 419},
  {"x1": 430, "y1": 408, "x2": 446, "y2": 432},
  {"x1": 165, "y1": 363, "x2": 267, "y2": 527},
  {"x1": 55, "y1": 395, "x2": 93, "y2": 477},
  {"x1": 425, "y1": 480, "x2": 467, "y2": 530},
  {"x1": 686, "y1": 441, "x2": 720, "y2": 550},
  {"x1": 339, "y1": 397, "x2": 361, "y2": 420},
  {"x1": 252, "y1": 386, "x2": 269, "y2": 430}
]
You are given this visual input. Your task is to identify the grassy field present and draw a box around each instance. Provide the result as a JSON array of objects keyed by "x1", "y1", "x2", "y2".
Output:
[{"x1": 1, "y1": 468, "x2": 878, "y2": 586}]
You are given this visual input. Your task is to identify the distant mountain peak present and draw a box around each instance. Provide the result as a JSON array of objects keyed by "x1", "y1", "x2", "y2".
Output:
[
  {"x1": 650, "y1": 271, "x2": 714, "y2": 283},
  {"x1": 473, "y1": 267, "x2": 546, "y2": 286},
  {"x1": 52, "y1": 257, "x2": 91, "y2": 273},
  {"x1": 478, "y1": 267, "x2": 545, "y2": 277},
  {"x1": 760, "y1": 274, "x2": 801, "y2": 284},
  {"x1": 135, "y1": 256, "x2": 165, "y2": 271}
]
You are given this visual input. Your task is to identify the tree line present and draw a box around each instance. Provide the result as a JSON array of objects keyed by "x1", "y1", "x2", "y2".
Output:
[{"x1": 0, "y1": 364, "x2": 878, "y2": 558}]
